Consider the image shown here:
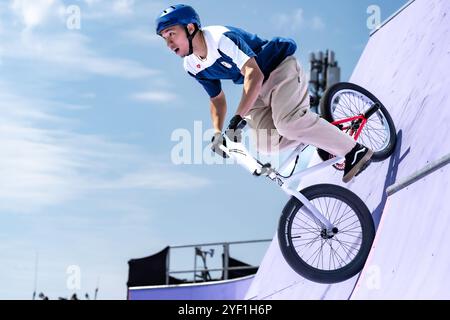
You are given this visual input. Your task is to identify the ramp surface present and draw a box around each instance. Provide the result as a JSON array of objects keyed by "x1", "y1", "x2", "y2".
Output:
[{"x1": 128, "y1": 275, "x2": 254, "y2": 300}]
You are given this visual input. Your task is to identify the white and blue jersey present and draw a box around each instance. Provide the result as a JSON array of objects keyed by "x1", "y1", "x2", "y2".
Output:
[{"x1": 183, "y1": 26, "x2": 297, "y2": 98}]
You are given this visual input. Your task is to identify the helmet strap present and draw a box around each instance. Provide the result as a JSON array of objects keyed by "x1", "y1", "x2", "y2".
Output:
[{"x1": 184, "y1": 24, "x2": 199, "y2": 56}]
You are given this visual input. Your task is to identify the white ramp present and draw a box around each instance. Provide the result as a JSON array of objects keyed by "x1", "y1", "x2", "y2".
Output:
[
  {"x1": 246, "y1": 0, "x2": 450, "y2": 299},
  {"x1": 129, "y1": 275, "x2": 254, "y2": 300},
  {"x1": 350, "y1": 0, "x2": 450, "y2": 299}
]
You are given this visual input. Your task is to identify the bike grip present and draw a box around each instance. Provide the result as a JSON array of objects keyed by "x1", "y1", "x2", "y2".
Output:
[{"x1": 236, "y1": 119, "x2": 247, "y2": 130}]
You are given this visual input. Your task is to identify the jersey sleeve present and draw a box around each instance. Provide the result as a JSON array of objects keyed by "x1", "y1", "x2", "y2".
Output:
[{"x1": 218, "y1": 32, "x2": 257, "y2": 70}]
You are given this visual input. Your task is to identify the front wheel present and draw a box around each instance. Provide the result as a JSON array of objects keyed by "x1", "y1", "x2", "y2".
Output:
[{"x1": 278, "y1": 184, "x2": 375, "y2": 284}]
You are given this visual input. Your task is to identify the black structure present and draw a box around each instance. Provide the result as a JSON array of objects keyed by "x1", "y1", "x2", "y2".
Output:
[
  {"x1": 127, "y1": 246, "x2": 259, "y2": 288},
  {"x1": 127, "y1": 247, "x2": 185, "y2": 287}
]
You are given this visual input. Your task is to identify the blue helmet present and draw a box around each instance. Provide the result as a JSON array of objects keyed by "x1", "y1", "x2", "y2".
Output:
[{"x1": 155, "y1": 4, "x2": 201, "y2": 35}]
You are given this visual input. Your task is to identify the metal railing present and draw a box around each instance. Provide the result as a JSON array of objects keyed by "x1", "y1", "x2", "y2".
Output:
[
  {"x1": 165, "y1": 239, "x2": 271, "y2": 285},
  {"x1": 386, "y1": 153, "x2": 450, "y2": 196}
]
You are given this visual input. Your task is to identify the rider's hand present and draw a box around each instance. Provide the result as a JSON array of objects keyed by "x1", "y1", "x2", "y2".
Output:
[
  {"x1": 211, "y1": 132, "x2": 228, "y2": 158},
  {"x1": 224, "y1": 115, "x2": 247, "y2": 143}
]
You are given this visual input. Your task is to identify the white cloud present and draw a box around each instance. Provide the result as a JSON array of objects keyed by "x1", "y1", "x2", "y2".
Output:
[
  {"x1": 0, "y1": 82, "x2": 209, "y2": 213},
  {"x1": 272, "y1": 8, "x2": 305, "y2": 31},
  {"x1": 121, "y1": 27, "x2": 161, "y2": 45},
  {"x1": 1, "y1": 1, "x2": 163, "y2": 80},
  {"x1": 90, "y1": 169, "x2": 210, "y2": 191},
  {"x1": 1, "y1": 1, "x2": 158, "y2": 80},
  {"x1": 311, "y1": 16, "x2": 326, "y2": 30},
  {"x1": 83, "y1": 0, "x2": 101, "y2": 6},
  {"x1": 81, "y1": 93, "x2": 96, "y2": 99},
  {"x1": 272, "y1": 9, "x2": 326, "y2": 32},
  {"x1": 132, "y1": 91, "x2": 178, "y2": 103},
  {"x1": 84, "y1": 0, "x2": 136, "y2": 18},
  {"x1": 10, "y1": 0, "x2": 65, "y2": 30},
  {"x1": 1, "y1": 31, "x2": 158, "y2": 79},
  {"x1": 0, "y1": 4, "x2": 4, "y2": 34},
  {"x1": 82, "y1": 0, "x2": 162, "y2": 21},
  {"x1": 112, "y1": 0, "x2": 134, "y2": 15}
]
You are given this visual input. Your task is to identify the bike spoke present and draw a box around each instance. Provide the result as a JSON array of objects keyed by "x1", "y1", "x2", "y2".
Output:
[
  {"x1": 294, "y1": 234, "x2": 322, "y2": 250},
  {"x1": 333, "y1": 236, "x2": 359, "y2": 261},
  {"x1": 293, "y1": 216, "x2": 321, "y2": 232},
  {"x1": 307, "y1": 241, "x2": 325, "y2": 267},
  {"x1": 338, "y1": 217, "x2": 361, "y2": 230},
  {"x1": 362, "y1": 127, "x2": 386, "y2": 146},
  {"x1": 333, "y1": 199, "x2": 345, "y2": 224},
  {"x1": 328, "y1": 197, "x2": 339, "y2": 225},
  {"x1": 335, "y1": 212, "x2": 359, "y2": 229},
  {"x1": 327, "y1": 241, "x2": 346, "y2": 268},
  {"x1": 328, "y1": 241, "x2": 341, "y2": 269},
  {"x1": 292, "y1": 220, "x2": 320, "y2": 231},
  {"x1": 331, "y1": 199, "x2": 350, "y2": 226},
  {"x1": 316, "y1": 197, "x2": 328, "y2": 221},
  {"x1": 339, "y1": 224, "x2": 363, "y2": 234}
]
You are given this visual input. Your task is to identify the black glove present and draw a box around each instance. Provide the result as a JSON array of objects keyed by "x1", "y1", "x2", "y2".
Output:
[
  {"x1": 211, "y1": 132, "x2": 228, "y2": 158},
  {"x1": 224, "y1": 115, "x2": 247, "y2": 143}
]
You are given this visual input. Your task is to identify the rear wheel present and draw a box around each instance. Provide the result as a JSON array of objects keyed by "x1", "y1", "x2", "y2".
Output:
[{"x1": 319, "y1": 82, "x2": 397, "y2": 163}]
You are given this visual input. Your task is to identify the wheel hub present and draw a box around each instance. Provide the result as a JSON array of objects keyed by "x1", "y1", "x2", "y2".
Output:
[
  {"x1": 321, "y1": 227, "x2": 339, "y2": 239},
  {"x1": 350, "y1": 118, "x2": 362, "y2": 131}
]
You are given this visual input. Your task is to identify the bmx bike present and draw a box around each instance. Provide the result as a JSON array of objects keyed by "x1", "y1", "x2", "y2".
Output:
[{"x1": 219, "y1": 82, "x2": 397, "y2": 283}]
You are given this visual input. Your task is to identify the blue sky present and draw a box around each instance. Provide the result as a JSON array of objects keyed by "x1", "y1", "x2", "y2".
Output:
[{"x1": 0, "y1": 0, "x2": 407, "y2": 299}]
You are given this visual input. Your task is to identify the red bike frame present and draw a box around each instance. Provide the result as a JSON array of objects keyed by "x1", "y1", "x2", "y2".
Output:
[{"x1": 331, "y1": 115, "x2": 368, "y2": 141}]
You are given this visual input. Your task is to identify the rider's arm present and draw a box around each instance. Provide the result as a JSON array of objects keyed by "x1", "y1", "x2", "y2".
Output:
[
  {"x1": 210, "y1": 90, "x2": 227, "y2": 134},
  {"x1": 235, "y1": 57, "x2": 264, "y2": 117}
]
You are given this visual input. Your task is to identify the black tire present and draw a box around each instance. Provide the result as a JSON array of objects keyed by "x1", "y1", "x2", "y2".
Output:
[
  {"x1": 319, "y1": 82, "x2": 397, "y2": 162},
  {"x1": 278, "y1": 184, "x2": 375, "y2": 284}
]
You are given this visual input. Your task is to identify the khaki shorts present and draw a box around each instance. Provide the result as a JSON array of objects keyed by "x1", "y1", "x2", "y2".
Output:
[{"x1": 245, "y1": 56, "x2": 355, "y2": 156}]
